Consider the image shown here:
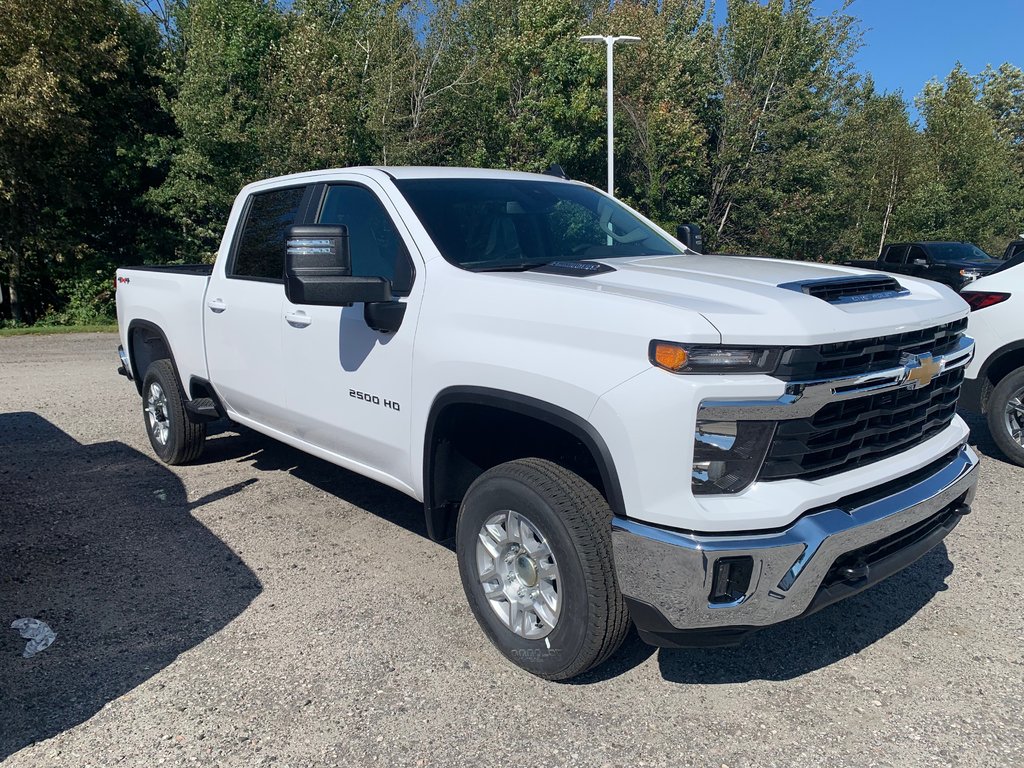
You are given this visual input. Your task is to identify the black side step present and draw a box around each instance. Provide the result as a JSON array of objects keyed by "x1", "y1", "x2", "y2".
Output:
[{"x1": 184, "y1": 397, "x2": 222, "y2": 422}]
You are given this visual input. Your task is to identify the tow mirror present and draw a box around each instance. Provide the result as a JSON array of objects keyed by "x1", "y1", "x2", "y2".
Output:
[
  {"x1": 676, "y1": 223, "x2": 703, "y2": 254},
  {"x1": 284, "y1": 225, "x2": 391, "y2": 306}
]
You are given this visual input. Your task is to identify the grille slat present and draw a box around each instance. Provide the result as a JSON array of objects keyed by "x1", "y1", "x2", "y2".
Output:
[
  {"x1": 759, "y1": 322, "x2": 967, "y2": 481},
  {"x1": 775, "y1": 318, "x2": 968, "y2": 382}
]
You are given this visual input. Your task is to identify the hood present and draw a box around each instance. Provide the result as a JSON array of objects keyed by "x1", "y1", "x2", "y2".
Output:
[
  {"x1": 510, "y1": 254, "x2": 968, "y2": 346},
  {"x1": 953, "y1": 260, "x2": 1001, "y2": 271}
]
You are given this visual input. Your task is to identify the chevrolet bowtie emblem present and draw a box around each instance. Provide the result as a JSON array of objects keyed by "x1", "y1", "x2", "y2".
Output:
[{"x1": 901, "y1": 353, "x2": 942, "y2": 389}]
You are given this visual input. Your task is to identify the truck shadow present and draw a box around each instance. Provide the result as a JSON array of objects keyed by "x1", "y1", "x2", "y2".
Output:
[
  {"x1": 0, "y1": 413, "x2": 261, "y2": 761},
  {"x1": 197, "y1": 424, "x2": 955, "y2": 685},
  {"x1": 655, "y1": 543, "x2": 954, "y2": 684},
  {"x1": 200, "y1": 424, "x2": 435, "y2": 544},
  {"x1": 958, "y1": 408, "x2": 1002, "y2": 462},
  {"x1": 573, "y1": 544, "x2": 955, "y2": 685}
]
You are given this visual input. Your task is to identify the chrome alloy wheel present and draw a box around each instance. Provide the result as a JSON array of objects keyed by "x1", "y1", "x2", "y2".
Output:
[
  {"x1": 1004, "y1": 385, "x2": 1024, "y2": 448},
  {"x1": 476, "y1": 509, "x2": 561, "y2": 639},
  {"x1": 145, "y1": 381, "x2": 170, "y2": 446}
]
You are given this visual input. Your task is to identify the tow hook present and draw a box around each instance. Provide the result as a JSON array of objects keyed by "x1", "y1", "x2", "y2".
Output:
[{"x1": 836, "y1": 561, "x2": 870, "y2": 584}]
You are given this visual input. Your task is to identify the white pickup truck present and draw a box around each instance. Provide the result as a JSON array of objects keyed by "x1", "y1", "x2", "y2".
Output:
[{"x1": 116, "y1": 167, "x2": 979, "y2": 680}]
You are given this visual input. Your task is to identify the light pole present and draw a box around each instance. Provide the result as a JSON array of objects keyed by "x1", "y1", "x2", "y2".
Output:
[{"x1": 579, "y1": 34, "x2": 641, "y2": 196}]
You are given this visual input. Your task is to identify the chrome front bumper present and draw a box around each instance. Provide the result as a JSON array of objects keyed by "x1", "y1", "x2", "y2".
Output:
[{"x1": 612, "y1": 443, "x2": 979, "y2": 645}]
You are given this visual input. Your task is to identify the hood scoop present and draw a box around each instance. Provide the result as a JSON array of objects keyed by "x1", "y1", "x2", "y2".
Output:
[
  {"x1": 533, "y1": 260, "x2": 616, "y2": 277},
  {"x1": 778, "y1": 275, "x2": 909, "y2": 304}
]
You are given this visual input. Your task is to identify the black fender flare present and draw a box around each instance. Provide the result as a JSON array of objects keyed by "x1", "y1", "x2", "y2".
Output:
[
  {"x1": 422, "y1": 386, "x2": 626, "y2": 541},
  {"x1": 126, "y1": 319, "x2": 185, "y2": 397},
  {"x1": 964, "y1": 339, "x2": 1024, "y2": 412}
]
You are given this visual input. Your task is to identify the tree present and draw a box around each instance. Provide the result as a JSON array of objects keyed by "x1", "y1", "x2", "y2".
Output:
[
  {"x1": 0, "y1": 0, "x2": 167, "y2": 322},
  {"x1": 149, "y1": 0, "x2": 284, "y2": 262},
  {"x1": 600, "y1": 0, "x2": 717, "y2": 228},
  {"x1": 834, "y1": 80, "x2": 919, "y2": 259},
  {"x1": 909, "y1": 64, "x2": 1019, "y2": 252},
  {"x1": 707, "y1": 0, "x2": 858, "y2": 258}
]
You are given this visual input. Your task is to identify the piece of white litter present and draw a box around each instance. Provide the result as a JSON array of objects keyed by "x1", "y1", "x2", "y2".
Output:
[{"x1": 11, "y1": 618, "x2": 56, "y2": 658}]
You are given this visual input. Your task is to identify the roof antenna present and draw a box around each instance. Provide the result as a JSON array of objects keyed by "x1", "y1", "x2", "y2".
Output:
[{"x1": 544, "y1": 163, "x2": 568, "y2": 179}]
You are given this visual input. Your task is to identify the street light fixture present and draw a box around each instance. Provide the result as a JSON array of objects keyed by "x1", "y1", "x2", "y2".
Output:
[{"x1": 579, "y1": 34, "x2": 641, "y2": 196}]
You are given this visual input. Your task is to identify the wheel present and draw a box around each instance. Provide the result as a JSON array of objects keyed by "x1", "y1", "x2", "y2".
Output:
[
  {"x1": 141, "y1": 359, "x2": 206, "y2": 465},
  {"x1": 987, "y1": 367, "x2": 1024, "y2": 467},
  {"x1": 456, "y1": 458, "x2": 629, "y2": 680}
]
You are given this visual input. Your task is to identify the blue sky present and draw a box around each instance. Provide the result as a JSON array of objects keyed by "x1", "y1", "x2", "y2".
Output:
[{"x1": 715, "y1": 0, "x2": 1024, "y2": 118}]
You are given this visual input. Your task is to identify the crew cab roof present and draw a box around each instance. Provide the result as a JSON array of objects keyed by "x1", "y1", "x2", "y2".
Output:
[{"x1": 239, "y1": 166, "x2": 578, "y2": 194}]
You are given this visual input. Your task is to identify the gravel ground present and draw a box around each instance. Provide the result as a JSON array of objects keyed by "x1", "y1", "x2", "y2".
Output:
[{"x1": 1, "y1": 332, "x2": 1022, "y2": 768}]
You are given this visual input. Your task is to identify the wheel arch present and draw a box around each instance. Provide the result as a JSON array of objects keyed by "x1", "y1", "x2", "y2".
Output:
[
  {"x1": 973, "y1": 340, "x2": 1024, "y2": 413},
  {"x1": 422, "y1": 387, "x2": 625, "y2": 542}
]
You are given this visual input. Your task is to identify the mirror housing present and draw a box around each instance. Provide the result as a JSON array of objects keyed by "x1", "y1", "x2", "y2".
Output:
[
  {"x1": 912, "y1": 258, "x2": 929, "y2": 267},
  {"x1": 284, "y1": 225, "x2": 392, "y2": 306},
  {"x1": 677, "y1": 223, "x2": 703, "y2": 254}
]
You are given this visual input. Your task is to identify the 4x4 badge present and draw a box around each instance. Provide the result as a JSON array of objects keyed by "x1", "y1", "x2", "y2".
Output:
[{"x1": 901, "y1": 352, "x2": 941, "y2": 389}]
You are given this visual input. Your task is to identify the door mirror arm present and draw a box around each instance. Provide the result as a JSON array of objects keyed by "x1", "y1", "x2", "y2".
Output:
[{"x1": 364, "y1": 300, "x2": 407, "y2": 334}]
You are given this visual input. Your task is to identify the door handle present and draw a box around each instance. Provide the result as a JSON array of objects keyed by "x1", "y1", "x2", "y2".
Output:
[
  {"x1": 285, "y1": 311, "x2": 312, "y2": 328},
  {"x1": 207, "y1": 298, "x2": 227, "y2": 313}
]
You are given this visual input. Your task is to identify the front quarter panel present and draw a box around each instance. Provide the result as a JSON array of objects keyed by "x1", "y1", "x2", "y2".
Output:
[{"x1": 409, "y1": 259, "x2": 722, "y2": 499}]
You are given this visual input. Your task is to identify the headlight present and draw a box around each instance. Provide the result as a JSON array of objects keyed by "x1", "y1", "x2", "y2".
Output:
[
  {"x1": 959, "y1": 269, "x2": 982, "y2": 280},
  {"x1": 692, "y1": 420, "x2": 775, "y2": 495},
  {"x1": 650, "y1": 341, "x2": 781, "y2": 374}
]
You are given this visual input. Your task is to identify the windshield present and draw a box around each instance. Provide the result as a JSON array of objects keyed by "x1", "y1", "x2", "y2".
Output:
[
  {"x1": 927, "y1": 243, "x2": 995, "y2": 262},
  {"x1": 393, "y1": 178, "x2": 683, "y2": 271}
]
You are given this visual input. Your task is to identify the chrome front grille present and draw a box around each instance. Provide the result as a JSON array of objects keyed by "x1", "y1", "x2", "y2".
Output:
[
  {"x1": 696, "y1": 324, "x2": 974, "y2": 487},
  {"x1": 774, "y1": 318, "x2": 968, "y2": 381},
  {"x1": 760, "y1": 367, "x2": 964, "y2": 480}
]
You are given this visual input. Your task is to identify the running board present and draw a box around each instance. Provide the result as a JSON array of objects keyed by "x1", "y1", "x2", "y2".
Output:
[{"x1": 184, "y1": 397, "x2": 222, "y2": 422}]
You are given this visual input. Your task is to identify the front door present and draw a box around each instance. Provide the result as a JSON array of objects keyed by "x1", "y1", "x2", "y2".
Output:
[
  {"x1": 205, "y1": 184, "x2": 312, "y2": 434},
  {"x1": 281, "y1": 178, "x2": 422, "y2": 489}
]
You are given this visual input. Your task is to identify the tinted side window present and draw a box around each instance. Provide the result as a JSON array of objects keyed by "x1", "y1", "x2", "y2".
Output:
[
  {"x1": 318, "y1": 185, "x2": 414, "y2": 294},
  {"x1": 882, "y1": 245, "x2": 907, "y2": 264},
  {"x1": 232, "y1": 186, "x2": 307, "y2": 280},
  {"x1": 907, "y1": 245, "x2": 928, "y2": 264}
]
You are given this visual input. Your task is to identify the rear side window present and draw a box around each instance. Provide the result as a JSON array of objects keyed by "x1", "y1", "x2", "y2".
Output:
[{"x1": 232, "y1": 186, "x2": 307, "y2": 280}]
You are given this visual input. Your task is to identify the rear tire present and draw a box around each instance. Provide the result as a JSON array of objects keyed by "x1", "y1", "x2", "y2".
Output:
[
  {"x1": 987, "y1": 367, "x2": 1024, "y2": 467},
  {"x1": 456, "y1": 458, "x2": 629, "y2": 680},
  {"x1": 141, "y1": 359, "x2": 206, "y2": 465}
]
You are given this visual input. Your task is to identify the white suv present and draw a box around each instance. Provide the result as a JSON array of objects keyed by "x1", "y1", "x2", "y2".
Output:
[{"x1": 961, "y1": 257, "x2": 1024, "y2": 465}]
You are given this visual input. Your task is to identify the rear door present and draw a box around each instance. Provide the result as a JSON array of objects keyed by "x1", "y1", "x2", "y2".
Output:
[
  {"x1": 281, "y1": 177, "x2": 422, "y2": 487},
  {"x1": 205, "y1": 184, "x2": 314, "y2": 433},
  {"x1": 880, "y1": 244, "x2": 909, "y2": 274}
]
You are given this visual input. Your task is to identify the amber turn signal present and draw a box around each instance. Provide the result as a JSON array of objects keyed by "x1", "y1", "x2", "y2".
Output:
[{"x1": 652, "y1": 342, "x2": 688, "y2": 371}]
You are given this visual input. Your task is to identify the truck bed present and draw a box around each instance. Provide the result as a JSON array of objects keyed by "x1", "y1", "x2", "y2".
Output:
[
  {"x1": 115, "y1": 264, "x2": 212, "y2": 391},
  {"x1": 120, "y1": 263, "x2": 215, "y2": 276}
]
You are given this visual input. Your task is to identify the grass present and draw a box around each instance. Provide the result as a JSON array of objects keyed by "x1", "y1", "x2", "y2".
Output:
[{"x1": 0, "y1": 323, "x2": 117, "y2": 337}]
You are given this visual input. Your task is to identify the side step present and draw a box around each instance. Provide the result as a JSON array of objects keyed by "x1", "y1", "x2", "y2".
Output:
[{"x1": 184, "y1": 397, "x2": 222, "y2": 422}]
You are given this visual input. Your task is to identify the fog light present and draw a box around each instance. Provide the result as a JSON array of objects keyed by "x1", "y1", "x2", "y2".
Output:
[{"x1": 710, "y1": 556, "x2": 754, "y2": 604}]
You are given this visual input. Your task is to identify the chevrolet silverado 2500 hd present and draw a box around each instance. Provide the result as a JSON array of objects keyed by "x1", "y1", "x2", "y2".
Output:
[{"x1": 116, "y1": 167, "x2": 979, "y2": 680}]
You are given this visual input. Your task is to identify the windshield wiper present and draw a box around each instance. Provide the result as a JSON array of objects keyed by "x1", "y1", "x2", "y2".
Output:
[{"x1": 471, "y1": 261, "x2": 553, "y2": 273}]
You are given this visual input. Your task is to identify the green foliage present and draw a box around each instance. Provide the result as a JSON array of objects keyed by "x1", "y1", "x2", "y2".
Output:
[
  {"x1": 39, "y1": 274, "x2": 117, "y2": 326},
  {"x1": 3, "y1": 0, "x2": 1024, "y2": 325},
  {"x1": 0, "y1": 0, "x2": 167, "y2": 322}
]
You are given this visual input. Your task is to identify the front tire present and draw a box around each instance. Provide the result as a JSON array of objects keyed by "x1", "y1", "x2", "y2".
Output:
[
  {"x1": 456, "y1": 458, "x2": 629, "y2": 680},
  {"x1": 987, "y1": 367, "x2": 1024, "y2": 467},
  {"x1": 141, "y1": 359, "x2": 206, "y2": 465}
]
